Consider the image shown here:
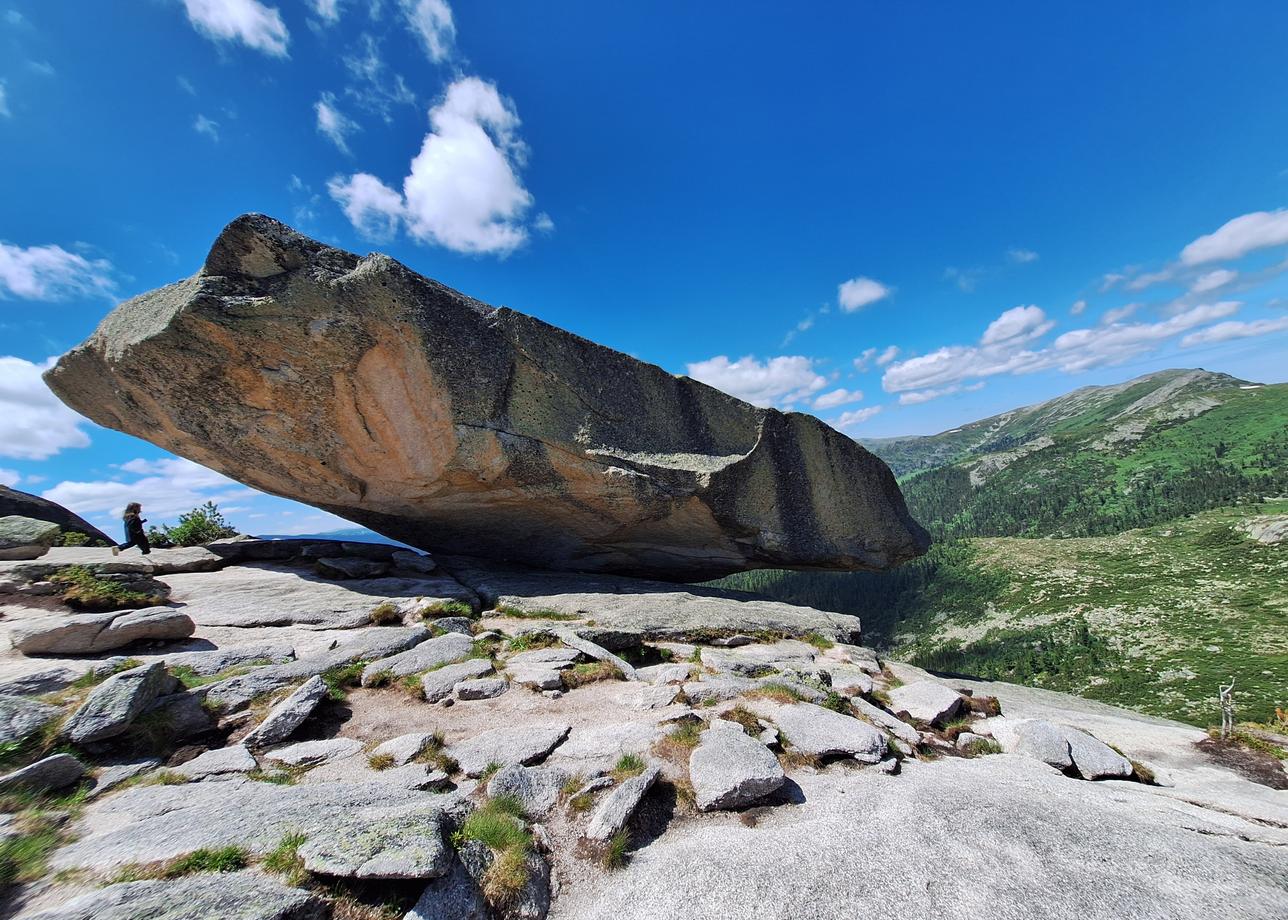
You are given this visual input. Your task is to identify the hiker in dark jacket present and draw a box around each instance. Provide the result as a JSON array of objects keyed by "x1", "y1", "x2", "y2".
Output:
[{"x1": 112, "y1": 502, "x2": 151, "y2": 556}]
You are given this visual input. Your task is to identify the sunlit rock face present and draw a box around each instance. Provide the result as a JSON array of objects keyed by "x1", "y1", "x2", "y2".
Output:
[{"x1": 46, "y1": 214, "x2": 929, "y2": 580}]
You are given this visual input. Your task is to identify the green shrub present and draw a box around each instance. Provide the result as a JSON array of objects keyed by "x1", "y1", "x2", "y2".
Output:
[
  {"x1": 610, "y1": 753, "x2": 646, "y2": 780},
  {"x1": 52, "y1": 567, "x2": 163, "y2": 612},
  {"x1": 153, "y1": 502, "x2": 239, "y2": 547},
  {"x1": 320, "y1": 661, "x2": 368, "y2": 700},
  {"x1": 54, "y1": 530, "x2": 90, "y2": 547},
  {"x1": 162, "y1": 846, "x2": 248, "y2": 877}
]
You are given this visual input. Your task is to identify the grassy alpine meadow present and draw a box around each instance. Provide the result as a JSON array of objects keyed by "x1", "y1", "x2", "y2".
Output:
[{"x1": 887, "y1": 502, "x2": 1287, "y2": 727}]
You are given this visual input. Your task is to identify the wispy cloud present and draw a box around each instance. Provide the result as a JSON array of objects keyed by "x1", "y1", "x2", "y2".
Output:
[
  {"x1": 193, "y1": 113, "x2": 220, "y2": 141},
  {"x1": 686, "y1": 354, "x2": 826, "y2": 408},
  {"x1": 315, "y1": 92, "x2": 359, "y2": 154},
  {"x1": 181, "y1": 0, "x2": 290, "y2": 57},
  {"x1": 0, "y1": 241, "x2": 114, "y2": 300},
  {"x1": 1181, "y1": 209, "x2": 1288, "y2": 265}
]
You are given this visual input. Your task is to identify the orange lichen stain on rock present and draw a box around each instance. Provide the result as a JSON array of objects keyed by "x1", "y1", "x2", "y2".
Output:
[{"x1": 331, "y1": 327, "x2": 456, "y2": 503}]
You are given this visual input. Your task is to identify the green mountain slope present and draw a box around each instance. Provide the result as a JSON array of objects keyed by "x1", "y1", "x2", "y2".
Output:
[
  {"x1": 862, "y1": 369, "x2": 1288, "y2": 539},
  {"x1": 712, "y1": 368, "x2": 1288, "y2": 727}
]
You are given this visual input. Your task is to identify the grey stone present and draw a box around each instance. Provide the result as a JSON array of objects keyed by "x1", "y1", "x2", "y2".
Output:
[
  {"x1": 20, "y1": 871, "x2": 328, "y2": 920},
  {"x1": 956, "y1": 732, "x2": 987, "y2": 750},
  {"x1": 267, "y1": 737, "x2": 363, "y2": 766},
  {"x1": 827, "y1": 666, "x2": 874, "y2": 697},
  {"x1": 636, "y1": 663, "x2": 693, "y2": 685},
  {"x1": 486, "y1": 763, "x2": 571, "y2": 818},
  {"x1": 710, "y1": 634, "x2": 755, "y2": 647},
  {"x1": 0, "y1": 514, "x2": 60, "y2": 559},
  {"x1": 361, "y1": 632, "x2": 475, "y2": 686},
  {"x1": 689, "y1": 728, "x2": 784, "y2": 811},
  {"x1": 624, "y1": 684, "x2": 680, "y2": 710},
  {"x1": 0, "y1": 753, "x2": 87, "y2": 793},
  {"x1": 451, "y1": 558, "x2": 867, "y2": 644},
  {"x1": 161, "y1": 642, "x2": 296, "y2": 676},
  {"x1": 420, "y1": 658, "x2": 494, "y2": 702},
  {"x1": 431, "y1": 616, "x2": 474, "y2": 635},
  {"x1": 11, "y1": 607, "x2": 195, "y2": 655},
  {"x1": 0, "y1": 693, "x2": 60, "y2": 744},
  {"x1": 700, "y1": 640, "x2": 817, "y2": 677},
  {"x1": 752, "y1": 701, "x2": 886, "y2": 763},
  {"x1": 145, "y1": 691, "x2": 215, "y2": 741},
  {"x1": 49, "y1": 775, "x2": 473, "y2": 873},
  {"x1": 372, "y1": 732, "x2": 436, "y2": 766},
  {"x1": 163, "y1": 565, "x2": 475, "y2": 630},
  {"x1": 885, "y1": 680, "x2": 964, "y2": 726},
  {"x1": 404, "y1": 854, "x2": 490, "y2": 920},
  {"x1": 297, "y1": 808, "x2": 451, "y2": 879},
  {"x1": 392, "y1": 550, "x2": 438, "y2": 574},
  {"x1": 317, "y1": 556, "x2": 389, "y2": 580},
  {"x1": 175, "y1": 745, "x2": 258, "y2": 779},
  {"x1": 0, "y1": 665, "x2": 78, "y2": 696},
  {"x1": 549, "y1": 753, "x2": 1288, "y2": 920},
  {"x1": 47, "y1": 214, "x2": 928, "y2": 580},
  {"x1": 546, "y1": 722, "x2": 662, "y2": 774},
  {"x1": 446, "y1": 723, "x2": 572, "y2": 777},
  {"x1": 509, "y1": 665, "x2": 566, "y2": 691},
  {"x1": 556, "y1": 628, "x2": 639, "y2": 680},
  {"x1": 62, "y1": 662, "x2": 170, "y2": 744},
  {"x1": 373, "y1": 764, "x2": 451, "y2": 790},
  {"x1": 89, "y1": 759, "x2": 158, "y2": 797},
  {"x1": 874, "y1": 756, "x2": 899, "y2": 775},
  {"x1": 242, "y1": 675, "x2": 328, "y2": 748},
  {"x1": 830, "y1": 643, "x2": 883, "y2": 673},
  {"x1": 680, "y1": 677, "x2": 757, "y2": 705},
  {"x1": 585, "y1": 764, "x2": 661, "y2": 841},
  {"x1": 1064, "y1": 726, "x2": 1134, "y2": 780},
  {"x1": 202, "y1": 626, "x2": 430, "y2": 711},
  {"x1": 507, "y1": 646, "x2": 583, "y2": 668},
  {"x1": 0, "y1": 484, "x2": 111, "y2": 546},
  {"x1": 984, "y1": 718, "x2": 1075, "y2": 770},
  {"x1": 455, "y1": 677, "x2": 508, "y2": 700},
  {"x1": 850, "y1": 696, "x2": 921, "y2": 746}
]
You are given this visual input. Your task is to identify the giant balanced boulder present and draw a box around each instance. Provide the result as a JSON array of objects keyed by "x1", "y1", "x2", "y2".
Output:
[{"x1": 45, "y1": 214, "x2": 929, "y2": 580}]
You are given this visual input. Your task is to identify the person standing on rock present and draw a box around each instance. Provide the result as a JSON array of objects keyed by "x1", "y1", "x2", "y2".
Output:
[{"x1": 111, "y1": 502, "x2": 151, "y2": 556}]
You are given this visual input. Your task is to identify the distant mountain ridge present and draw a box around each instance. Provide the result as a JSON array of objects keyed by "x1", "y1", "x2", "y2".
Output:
[{"x1": 860, "y1": 368, "x2": 1288, "y2": 539}]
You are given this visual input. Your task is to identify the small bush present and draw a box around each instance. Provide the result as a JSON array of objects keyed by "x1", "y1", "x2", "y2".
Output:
[
  {"x1": 960, "y1": 738, "x2": 1003, "y2": 757},
  {"x1": 153, "y1": 502, "x2": 239, "y2": 547},
  {"x1": 803, "y1": 632, "x2": 835, "y2": 651},
  {"x1": 506, "y1": 633, "x2": 560, "y2": 653},
  {"x1": 484, "y1": 846, "x2": 531, "y2": 905},
  {"x1": 748, "y1": 682, "x2": 803, "y2": 704},
  {"x1": 561, "y1": 661, "x2": 622, "y2": 689},
  {"x1": 493, "y1": 605, "x2": 579, "y2": 621},
  {"x1": 459, "y1": 805, "x2": 529, "y2": 853},
  {"x1": 0, "y1": 819, "x2": 61, "y2": 888},
  {"x1": 602, "y1": 830, "x2": 630, "y2": 869},
  {"x1": 368, "y1": 752, "x2": 396, "y2": 771},
  {"x1": 53, "y1": 567, "x2": 163, "y2": 612},
  {"x1": 719, "y1": 706, "x2": 762, "y2": 735},
  {"x1": 321, "y1": 661, "x2": 369, "y2": 701},
  {"x1": 610, "y1": 753, "x2": 646, "y2": 781},
  {"x1": 369, "y1": 602, "x2": 402, "y2": 626},
  {"x1": 263, "y1": 832, "x2": 309, "y2": 886},
  {"x1": 421, "y1": 600, "x2": 474, "y2": 619},
  {"x1": 162, "y1": 846, "x2": 248, "y2": 878},
  {"x1": 821, "y1": 692, "x2": 850, "y2": 714},
  {"x1": 54, "y1": 530, "x2": 90, "y2": 547}
]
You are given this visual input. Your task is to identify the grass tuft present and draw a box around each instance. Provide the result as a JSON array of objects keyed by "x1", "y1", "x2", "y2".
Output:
[
  {"x1": 561, "y1": 661, "x2": 623, "y2": 689},
  {"x1": 610, "y1": 753, "x2": 646, "y2": 781},
  {"x1": 369, "y1": 602, "x2": 402, "y2": 626},
  {"x1": 263, "y1": 831, "x2": 309, "y2": 886},
  {"x1": 321, "y1": 661, "x2": 369, "y2": 701},
  {"x1": 367, "y1": 752, "x2": 396, "y2": 771},
  {"x1": 602, "y1": 830, "x2": 630, "y2": 869},
  {"x1": 803, "y1": 632, "x2": 835, "y2": 650},
  {"x1": 493, "y1": 605, "x2": 579, "y2": 621}
]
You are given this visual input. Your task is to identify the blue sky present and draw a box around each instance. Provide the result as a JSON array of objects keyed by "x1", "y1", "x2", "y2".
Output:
[{"x1": 2, "y1": 1, "x2": 1288, "y2": 537}]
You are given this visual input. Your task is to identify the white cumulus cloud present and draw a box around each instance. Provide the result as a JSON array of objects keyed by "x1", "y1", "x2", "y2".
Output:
[
  {"x1": 43, "y1": 456, "x2": 252, "y2": 521},
  {"x1": 315, "y1": 92, "x2": 358, "y2": 153},
  {"x1": 399, "y1": 0, "x2": 455, "y2": 62},
  {"x1": 309, "y1": 0, "x2": 342, "y2": 23},
  {"x1": 876, "y1": 345, "x2": 900, "y2": 367},
  {"x1": 1181, "y1": 209, "x2": 1288, "y2": 265},
  {"x1": 327, "y1": 173, "x2": 404, "y2": 240},
  {"x1": 0, "y1": 242, "x2": 114, "y2": 301},
  {"x1": 181, "y1": 0, "x2": 289, "y2": 57},
  {"x1": 831, "y1": 406, "x2": 882, "y2": 430},
  {"x1": 1190, "y1": 268, "x2": 1236, "y2": 294},
  {"x1": 1179, "y1": 315, "x2": 1288, "y2": 348},
  {"x1": 0, "y1": 468, "x2": 20, "y2": 486},
  {"x1": 898, "y1": 382, "x2": 984, "y2": 405},
  {"x1": 686, "y1": 355, "x2": 827, "y2": 408},
  {"x1": 813, "y1": 388, "x2": 864, "y2": 410},
  {"x1": 837, "y1": 277, "x2": 891, "y2": 312},
  {"x1": 329, "y1": 77, "x2": 536, "y2": 255},
  {"x1": 979, "y1": 305, "x2": 1052, "y2": 346},
  {"x1": 0, "y1": 356, "x2": 93, "y2": 460}
]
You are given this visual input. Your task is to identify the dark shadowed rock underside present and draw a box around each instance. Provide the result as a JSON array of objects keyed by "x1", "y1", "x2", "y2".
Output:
[{"x1": 45, "y1": 214, "x2": 929, "y2": 580}]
